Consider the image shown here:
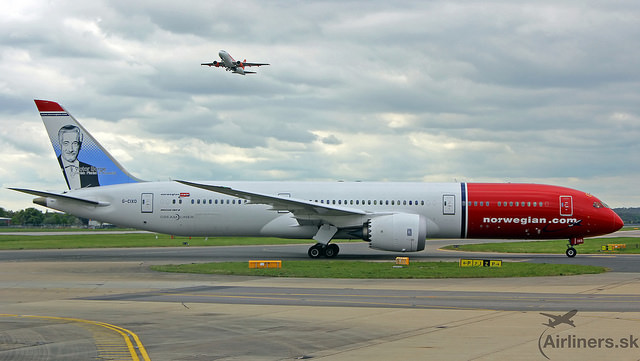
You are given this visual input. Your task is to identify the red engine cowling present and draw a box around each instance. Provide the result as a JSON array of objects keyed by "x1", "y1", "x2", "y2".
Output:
[{"x1": 363, "y1": 213, "x2": 427, "y2": 252}]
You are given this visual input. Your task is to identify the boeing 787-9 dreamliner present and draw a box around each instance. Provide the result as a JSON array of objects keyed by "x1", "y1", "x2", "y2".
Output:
[{"x1": 11, "y1": 100, "x2": 624, "y2": 258}]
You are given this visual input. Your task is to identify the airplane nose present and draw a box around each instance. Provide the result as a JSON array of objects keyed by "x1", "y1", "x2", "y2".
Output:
[{"x1": 612, "y1": 211, "x2": 624, "y2": 232}]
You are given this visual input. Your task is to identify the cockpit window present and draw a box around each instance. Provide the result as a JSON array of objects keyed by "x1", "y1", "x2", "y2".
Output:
[{"x1": 593, "y1": 201, "x2": 609, "y2": 209}]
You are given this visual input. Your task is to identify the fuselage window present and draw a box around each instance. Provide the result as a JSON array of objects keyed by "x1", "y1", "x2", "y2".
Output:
[
  {"x1": 172, "y1": 199, "x2": 176, "y2": 204},
  {"x1": 391, "y1": 200, "x2": 395, "y2": 205},
  {"x1": 350, "y1": 200, "x2": 354, "y2": 205},
  {"x1": 509, "y1": 201, "x2": 513, "y2": 207},
  {"x1": 421, "y1": 200, "x2": 424, "y2": 206},
  {"x1": 409, "y1": 201, "x2": 412, "y2": 205},
  {"x1": 179, "y1": 199, "x2": 182, "y2": 204},
  {"x1": 403, "y1": 200, "x2": 407, "y2": 205},
  {"x1": 191, "y1": 199, "x2": 195, "y2": 204}
]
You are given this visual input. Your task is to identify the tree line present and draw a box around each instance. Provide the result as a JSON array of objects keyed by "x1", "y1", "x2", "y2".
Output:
[{"x1": 0, "y1": 207, "x2": 84, "y2": 227}]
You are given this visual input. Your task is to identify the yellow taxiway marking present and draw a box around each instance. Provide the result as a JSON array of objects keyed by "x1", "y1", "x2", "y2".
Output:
[{"x1": 0, "y1": 314, "x2": 150, "y2": 361}]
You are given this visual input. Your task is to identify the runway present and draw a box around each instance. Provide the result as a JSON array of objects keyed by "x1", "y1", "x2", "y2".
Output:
[{"x1": 1, "y1": 232, "x2": 640, "y2": 360}]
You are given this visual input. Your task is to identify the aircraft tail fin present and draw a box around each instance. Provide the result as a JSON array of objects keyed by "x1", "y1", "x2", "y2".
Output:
[{"x1": 34, "y1": 100, "x2": 143, "y2": 190}]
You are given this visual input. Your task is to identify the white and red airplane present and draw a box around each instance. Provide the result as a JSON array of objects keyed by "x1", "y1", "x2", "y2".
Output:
[
  {"x1": 201, "y1": 50, "x2": 269, "y2": 75},
  {"x1": 11, "y1": 100, "x2": 624, "y2": 258}
]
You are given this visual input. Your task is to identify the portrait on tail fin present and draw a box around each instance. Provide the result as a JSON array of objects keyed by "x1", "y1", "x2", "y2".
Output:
[
  {"x1": 35, "y1": 99, "x2": 142, "y2": 189},
  {"x1": 56, "y1": 124, "x2": 100, "y2": 189}
]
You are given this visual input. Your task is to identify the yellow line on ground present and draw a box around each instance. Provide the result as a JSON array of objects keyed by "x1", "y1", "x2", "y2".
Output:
[{"x1": 0, "y1": 314, "x2": 151, "y2": 361}]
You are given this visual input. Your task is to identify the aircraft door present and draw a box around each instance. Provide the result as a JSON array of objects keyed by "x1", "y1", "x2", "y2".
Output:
[
  {"x1": 443, "y1": 194, "x2": 456, "y2": 215},
  {"x1": 559, "y1": 196, "x2": 573, "y2": 216},
  {"x1": 141, "y1": 193, "x2": 153, "y2": 213}
]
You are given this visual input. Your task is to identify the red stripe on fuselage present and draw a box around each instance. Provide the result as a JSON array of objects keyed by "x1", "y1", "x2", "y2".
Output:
[{"x1": 465, "y1": 183, "x2": 619, "y2": 239}]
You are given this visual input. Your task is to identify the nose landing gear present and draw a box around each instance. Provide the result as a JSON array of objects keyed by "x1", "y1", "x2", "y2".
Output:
[{"x1": 566, "y1": 237, "x2": 583, "y2": 257}]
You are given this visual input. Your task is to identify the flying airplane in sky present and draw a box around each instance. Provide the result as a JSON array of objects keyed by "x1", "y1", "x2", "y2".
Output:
[
  {"x1": 201, "y1": 50, "x2": 269, "y2": 75},
  {"x1": 540, "y1": 310, "x2": 578, "y2": 328},
  {"x1": 11, "y1": 100, "x2": 624, "y2": 258}
]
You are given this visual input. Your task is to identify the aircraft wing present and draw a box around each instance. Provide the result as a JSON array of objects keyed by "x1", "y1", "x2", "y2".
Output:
[
  {"x1": 539, "y1": 313, "x2": 558, "y2": 319},
  {"x1": 176, "y1": 180, "x2": 366, "y2": 217},
  {"x1": 242, "y1": 62, "x2": 269, "y2": 67},
  {"x1": 201, "y1": 62, "x2": 220, "y2": 67},
  {"x1": 9, "y1": 188, "x2": 109, "y2": 206}
]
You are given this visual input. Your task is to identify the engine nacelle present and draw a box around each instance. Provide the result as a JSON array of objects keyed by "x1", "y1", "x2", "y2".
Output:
[
  {"x1": 236, "y1": 60, "x2": 242, "y2": 66},
  {"x1": 363, "y1": 213, "x2": 427, "y2": 252}
]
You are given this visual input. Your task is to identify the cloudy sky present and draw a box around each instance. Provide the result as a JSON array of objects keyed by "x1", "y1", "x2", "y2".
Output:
[{"x1": 1, "y1": 0, "x2": 639, "y2": 211}]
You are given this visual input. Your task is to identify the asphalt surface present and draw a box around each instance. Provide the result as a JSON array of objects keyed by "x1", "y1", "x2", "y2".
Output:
[{"x1": 1, "y1": 230, "x2": 640, "y2": 360}]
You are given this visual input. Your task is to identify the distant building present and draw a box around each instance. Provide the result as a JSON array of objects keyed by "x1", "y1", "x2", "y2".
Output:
[{"x1": 0, "y1": 217, "x2": 11, "y2": 227}]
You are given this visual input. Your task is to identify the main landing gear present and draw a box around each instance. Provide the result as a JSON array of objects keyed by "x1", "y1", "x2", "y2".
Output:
[
  {"x1": 308, "y1": 224, "x2": 340, "y2": 258},
  {"x1": 308, "y1": 243, "x2": 340, "y2": 258},
  {"x1": 565, "y1": 237, "x2": 584, "y2": 258}
]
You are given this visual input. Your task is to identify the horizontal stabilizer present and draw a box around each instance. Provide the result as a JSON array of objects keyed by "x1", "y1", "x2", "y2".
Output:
[{"x1": 8, "y1": 188, "x2": 109, "y2": 206}]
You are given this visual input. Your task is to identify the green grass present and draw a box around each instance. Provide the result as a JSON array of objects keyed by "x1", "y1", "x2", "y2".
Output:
[
  {"x1": 0, "y1": 233, "x2": 309, "y2": 250},
  {"x1": 0, "y1": 229, "x2": 614, "y2": 278},
  {"x1": 151, "y1": 260, "x2": 606, "y2": 278},
  {"x1": 442, "y1": 237, "x2": 640, "y2": 254},
  {"x1": 0, "y1": 227, "x2": 139, "y2": 232}
]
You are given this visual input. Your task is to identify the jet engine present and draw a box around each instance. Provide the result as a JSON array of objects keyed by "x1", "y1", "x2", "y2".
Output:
[{"x1": 363, "y1": 213, "x2": 427, "y2": 252}]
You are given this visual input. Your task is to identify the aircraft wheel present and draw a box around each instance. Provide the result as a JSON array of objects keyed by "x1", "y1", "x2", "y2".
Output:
[
  {"x1": 324, "y1": 244, "x2": 339, "y2": 258},
  {"x1": 308, "y1": 244, "x2": 324, "y2": 258},
  {"x1": 566, "y1": 247, "x2": 577, "y2": 258}
]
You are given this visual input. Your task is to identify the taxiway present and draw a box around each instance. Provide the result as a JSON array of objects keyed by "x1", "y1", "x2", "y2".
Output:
[{"x1": 1, "y1": 232, "x2": 639, "y2": 360}]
